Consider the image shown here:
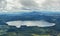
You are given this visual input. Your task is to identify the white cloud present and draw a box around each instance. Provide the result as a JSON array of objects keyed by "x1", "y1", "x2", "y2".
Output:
[
  {"x1": 6, "y1": 20, "x2": 55, "y2": 28},
  {"x1": 0, "y1": 0, "x2": 60, "y2": 12}
]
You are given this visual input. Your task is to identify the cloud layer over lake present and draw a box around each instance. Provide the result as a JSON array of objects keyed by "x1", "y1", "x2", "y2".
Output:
[{"x1": 6, "y1": 20, "x2": 55, "y2": 28}]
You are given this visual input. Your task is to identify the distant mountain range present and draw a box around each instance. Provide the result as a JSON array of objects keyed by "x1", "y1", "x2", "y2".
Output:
[{"x1": 0, "y1": 11, "x2": 60, "y2": 31}]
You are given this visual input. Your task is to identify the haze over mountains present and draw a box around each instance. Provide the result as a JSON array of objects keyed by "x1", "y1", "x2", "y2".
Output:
[{"x1": 0, "y1": 11, "x2": 59, "y2": 28}]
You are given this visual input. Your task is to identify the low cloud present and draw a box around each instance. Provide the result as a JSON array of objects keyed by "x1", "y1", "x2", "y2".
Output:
[{"x1": 6, "y1": 20, "x2": 55, "y2": 28}]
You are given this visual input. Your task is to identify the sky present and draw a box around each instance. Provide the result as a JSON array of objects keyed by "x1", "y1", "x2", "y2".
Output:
[{"x1": 0, "y1": 0, "x2": 60, "y2": 12}]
